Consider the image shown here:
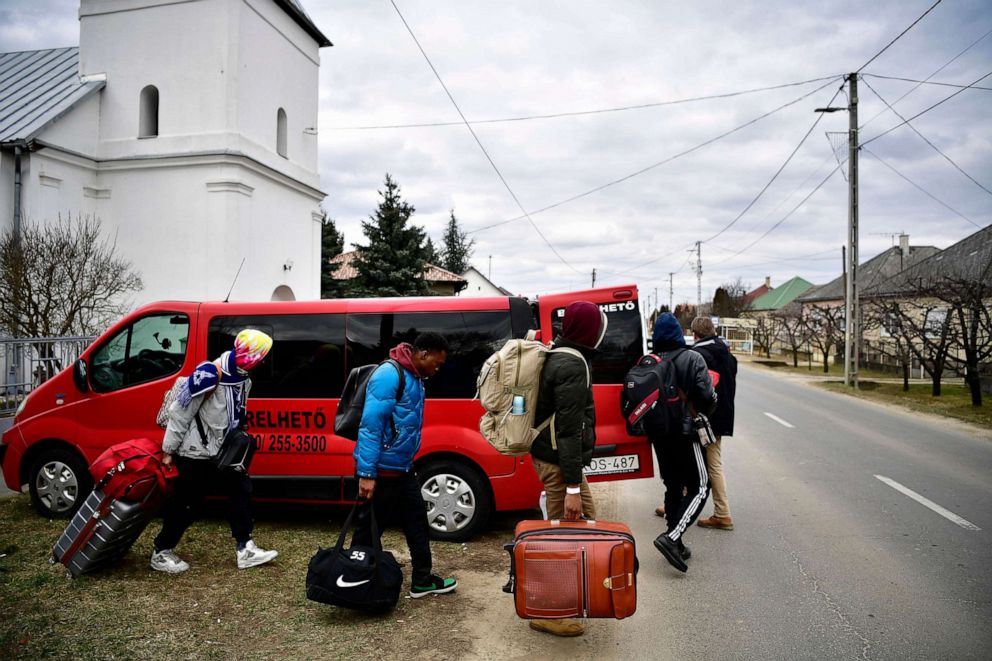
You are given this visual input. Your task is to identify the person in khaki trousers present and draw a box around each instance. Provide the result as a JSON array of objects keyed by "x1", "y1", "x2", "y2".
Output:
[
  {"x1": 689, "y1": 317, "x2": 737, "y2": 530},
  {"x1": 528, "y1": 300, "x2": 607, "y2": 637}
]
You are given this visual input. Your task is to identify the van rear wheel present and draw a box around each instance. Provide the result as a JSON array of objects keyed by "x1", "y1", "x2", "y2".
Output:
[
  {"x1": 418, "y1": 460, "x2": 492, "y2": 542},
  {"x1": 29, "y1": 449, "x2": 91, "y2": 518}
]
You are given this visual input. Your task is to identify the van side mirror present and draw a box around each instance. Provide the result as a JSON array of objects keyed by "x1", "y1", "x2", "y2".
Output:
[{"x1": 73, "y1": 359, "x2": 89, "y2": 393}]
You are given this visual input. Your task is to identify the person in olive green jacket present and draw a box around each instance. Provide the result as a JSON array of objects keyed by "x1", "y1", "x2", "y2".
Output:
[{"x1": 528, "y1": 300, "x2": 607, "y2": 638}]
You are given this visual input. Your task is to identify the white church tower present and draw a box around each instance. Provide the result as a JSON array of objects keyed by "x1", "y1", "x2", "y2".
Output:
[{"x1": 0, "y1": 0, "x2": 331, "y2": 303}]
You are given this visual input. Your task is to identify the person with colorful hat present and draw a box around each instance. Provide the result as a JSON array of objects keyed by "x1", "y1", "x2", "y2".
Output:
[{"x1": 150, "y1": 329, "x2": 278, "y2": 573}]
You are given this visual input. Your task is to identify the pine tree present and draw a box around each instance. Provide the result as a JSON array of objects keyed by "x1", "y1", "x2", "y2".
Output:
[
  {"x1": 424, "y1": 236, "x2": 440, "y2": 265},
  {"x1": 319, "y1": 213, "x2": 346, "y2": 298},
  {"x1": 352, "y1": 174, "x2": 430, "y2": 297},
  {"x1": 439, "y1": 209, "x2": 475, "y2": 275}
]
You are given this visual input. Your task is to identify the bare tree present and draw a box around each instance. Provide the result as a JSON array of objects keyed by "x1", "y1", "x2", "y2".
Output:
[
  {"x1": 875, "y1": 297, "x2": 953, "y2": 397},
  {"x1": 802, "y1": 303, "x2": 844, "y2": 373},
  {"x1": 0, "y1": 216, "x2": 142, "y2": 376},
  {"x1": 771, "y1": 302, "x2": 809, "y2": 367},
  {"x1": 863, "y1": 300, "x2": 913, "y2": 391},
  {"x1": 751, "y1": 315, "x2": 780, "y2": 358},
  {"x1": 934, "y1": 275, "x2": 991, "y2": 406},
  {"x1": 711, "y1": 278, "x2": 750, "y2": 319}
]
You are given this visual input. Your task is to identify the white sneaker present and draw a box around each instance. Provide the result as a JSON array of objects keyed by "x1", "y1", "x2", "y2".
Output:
[
  {"x1": 236, "y1": 540, "x2": 278, "y2": 569},
  {"x1": 150, "y1": 549, "x2": 190, "y2": 574}
]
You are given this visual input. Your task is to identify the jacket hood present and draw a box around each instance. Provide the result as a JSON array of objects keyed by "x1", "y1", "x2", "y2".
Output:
[
  {"x1": 653, "y1": 313, "x2": 686, "y2": 349},
  {"x1": 389, "y1": 343, "x2": 422, "y2": 378},
  {"x1": 561, "y1": 301, "x2": 608, "y2": 349}
]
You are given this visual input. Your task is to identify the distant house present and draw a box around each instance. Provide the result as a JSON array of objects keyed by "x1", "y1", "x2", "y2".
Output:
[
  {"x1": 797, "y1": 236, "x2": 939, "y2": 309},
  {"x1": 743, "y1": 277, "x2": 773, "y2": 305},
  {"x1": 862, "y1": 224, "x2": 992, "y2": 380},
  {"x1": 328, "y1": 250, "x2": 468, "y2": 296},
  {"x1": 460, "y1": 266, "x2": 512, "y2": 297},
  {"x1": 748, "y1": 276, "x2": 814, "y2": 313}
]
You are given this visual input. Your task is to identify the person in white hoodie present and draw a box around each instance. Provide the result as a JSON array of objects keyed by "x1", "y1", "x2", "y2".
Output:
[{"x1": 150, "y1": 329, "x2": 278, "y2": 573}]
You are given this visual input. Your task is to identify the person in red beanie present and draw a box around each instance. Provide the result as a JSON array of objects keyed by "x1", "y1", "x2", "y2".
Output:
[{"x1": 528, "y1": 300, "x2": 607, "y2": 637}]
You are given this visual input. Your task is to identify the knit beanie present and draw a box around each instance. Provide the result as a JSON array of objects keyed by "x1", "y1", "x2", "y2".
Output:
[
  {"x1": 652, "y1": 313, "x2": 686, "y2": 349},
  {"x1": 234, "y1": 329, "x2": 273, "y2": 371},
  {"x1": 561, "y1": 301, "x2": 608, "y2": 349}
]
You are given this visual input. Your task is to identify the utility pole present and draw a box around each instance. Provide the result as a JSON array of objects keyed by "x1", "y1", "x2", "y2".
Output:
[
  {"x1": 846, "y1": 73, "x2": 860, "y2": 389},
  {"x1": 487, "y1": 255, "x2": 492, "y2": 280},
  {"x1": 695, "y1": 241, "x2": 702, "y2": 311},
  {"x1": 816, "y1": 74, "x2": 859, "y2": 388},
  {"x1": 668, "y1": 273, "x2": 674, "y2": 311},
  {"x1": 591, "y1": 268, "x2": 596, "y2": 288}
]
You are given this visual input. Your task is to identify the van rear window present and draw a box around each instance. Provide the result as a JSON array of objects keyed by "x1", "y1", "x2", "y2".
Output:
[{"x1": 551, "y1": 304, "x2": 643, "y2": 384}]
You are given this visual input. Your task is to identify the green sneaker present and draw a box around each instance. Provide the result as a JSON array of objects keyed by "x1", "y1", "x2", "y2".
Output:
[{"x1": 410, "y1": 574, "x2": 457, "y2": 598}]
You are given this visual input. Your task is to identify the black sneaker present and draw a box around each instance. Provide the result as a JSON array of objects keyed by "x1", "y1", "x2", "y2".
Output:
[
  {"x1": 410, "y1": 574, "x2": 457, "y2": 598},
  {"x1": 654, "y1": 534, "x2": 688, "y2": 572}
]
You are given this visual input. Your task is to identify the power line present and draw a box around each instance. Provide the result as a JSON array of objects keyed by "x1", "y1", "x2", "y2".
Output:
[
  {"x1": 861, "y1": 76, "x2": 992, "y2": 197},
  {"x1": 857, "y1": 0, "x2": 944, "y2": 73},
  {"x1": 862, "y1": 147, "x2": 983, "y2": 229},
  {"x1": 860, "y1": 27, "x2": 992, "y2": 131},
  {"x1": 466, "y1": 77, "x2": 842, "y2": 235},
  {"x1": 863, "y1": 74, "x2": 992, "y2": 91},
  {"x1": 708, "y1": 163, "x2": 843, "y2": 266},
  {"x1": 327, "y1": 76, "x2": 842, "y2": 130},
  {"x1": 702, "y1": 82, "x2": 845, "y2": 243},
  {"x1": 861, "y1": 69, "x2": 992, "y2": 147},
  {"x1": 388, "y1": 0, "x2": 583, "y2": 275}
]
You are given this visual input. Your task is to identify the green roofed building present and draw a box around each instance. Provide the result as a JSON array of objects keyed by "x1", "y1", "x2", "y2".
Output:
[{"x1": 748, "y1": 277, "x2": 814, "y2": 312}]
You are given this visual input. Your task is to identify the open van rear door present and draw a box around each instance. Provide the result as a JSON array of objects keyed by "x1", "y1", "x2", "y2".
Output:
[{"x1": 535, "y1": 284, "x2": 653, "y2": 482}]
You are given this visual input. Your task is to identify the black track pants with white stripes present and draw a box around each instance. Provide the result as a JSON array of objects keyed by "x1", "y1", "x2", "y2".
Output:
[{"x1": 652, "y1": 434, "x2": 710, "y2": 542}]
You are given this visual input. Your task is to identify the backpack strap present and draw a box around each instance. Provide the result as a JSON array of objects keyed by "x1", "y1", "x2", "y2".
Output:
[{"x1": 541, "y1": 347, "x2": 590, "y2": 451}]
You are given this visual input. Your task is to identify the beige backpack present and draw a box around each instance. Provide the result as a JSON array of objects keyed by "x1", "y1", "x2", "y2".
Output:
[{"x1": 477, "y1": 334, "x2": 588, "y2": 456}]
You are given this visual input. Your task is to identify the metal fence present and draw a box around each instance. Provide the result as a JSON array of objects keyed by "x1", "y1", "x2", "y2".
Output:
[{"x1": 1, "y1": 336, "x2": 96, "y2": 415}]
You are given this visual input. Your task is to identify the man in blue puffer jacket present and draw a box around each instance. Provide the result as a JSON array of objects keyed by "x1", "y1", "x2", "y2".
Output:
[{"x1": 352, "y1": 332, "x2": 457, "y2": 598}]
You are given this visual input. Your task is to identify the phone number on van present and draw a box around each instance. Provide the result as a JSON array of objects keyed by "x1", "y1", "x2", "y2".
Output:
[{"x1": 257, "y1": 434, "x2": 328, "y2": 453}]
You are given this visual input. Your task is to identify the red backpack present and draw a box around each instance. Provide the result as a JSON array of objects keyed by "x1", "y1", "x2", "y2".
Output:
[{"x1": 88, "y1": 438, "x2": 177, "y2": 506}]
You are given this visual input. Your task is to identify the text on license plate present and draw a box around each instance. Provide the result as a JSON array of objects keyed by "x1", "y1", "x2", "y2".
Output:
[{"x1": 584, "y1": 454, "x2": 640, "y2": 476}]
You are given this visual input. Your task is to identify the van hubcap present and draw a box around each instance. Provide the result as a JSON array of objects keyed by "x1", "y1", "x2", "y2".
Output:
[
  {"x1": 35, "y1": 461, "x2": 79, "y2": 513},
  {"x1": 421, "y1": 473, "x2": 475, "y2": 533}
]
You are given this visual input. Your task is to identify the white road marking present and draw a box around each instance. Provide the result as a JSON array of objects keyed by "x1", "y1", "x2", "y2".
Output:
[
  {"x1": 875, "y1": 475, "x2": 981, "y2": 531},
  {"x1": 763, "y1": 412, "x2": 795, "y2": 428}
]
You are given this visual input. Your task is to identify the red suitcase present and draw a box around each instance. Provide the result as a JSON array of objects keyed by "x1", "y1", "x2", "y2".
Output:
[
  {"x1": 504, "y1": 519, "x2": 637, "y2": 620},
  {"x1": 51, "y1": 438, "x2": 176, "y2": 578}
]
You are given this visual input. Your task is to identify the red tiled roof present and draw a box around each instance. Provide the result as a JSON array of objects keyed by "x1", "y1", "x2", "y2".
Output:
[{"x1": 329, "y1": 251, "x2": 466, "y2": 284}]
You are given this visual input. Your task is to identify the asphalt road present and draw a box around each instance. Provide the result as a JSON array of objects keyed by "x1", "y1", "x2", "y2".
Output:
[{"x1": 614, "y1": 363, "x2": 992, "y2": 661}]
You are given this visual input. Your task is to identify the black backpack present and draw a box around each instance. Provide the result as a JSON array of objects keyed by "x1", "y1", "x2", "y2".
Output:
[
  {"x1": 334, "y1": 359, "x2": 404, "y2": 441},
  {"x1": 620, "y1": 349, "x2": 687, "y2": 436}
]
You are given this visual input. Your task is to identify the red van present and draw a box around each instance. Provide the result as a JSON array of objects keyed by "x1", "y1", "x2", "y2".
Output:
[{"x1": 1, "y1": 284, "x2": 651, "y2": 540}]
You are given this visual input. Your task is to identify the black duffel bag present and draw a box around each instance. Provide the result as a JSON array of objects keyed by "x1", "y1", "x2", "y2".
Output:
[{"x1": 306, "y1": 501, "x2": 403, "y2": 613}]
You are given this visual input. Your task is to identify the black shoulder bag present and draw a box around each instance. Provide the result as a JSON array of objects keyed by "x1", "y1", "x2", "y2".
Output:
[{"x1": 305, "y1": 501, "x2": 403, "y2": 613}]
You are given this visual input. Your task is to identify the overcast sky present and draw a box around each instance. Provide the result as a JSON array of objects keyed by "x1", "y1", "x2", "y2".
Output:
[{"x1": 2, "y1": 0, "x2": 990, "y2": 305}]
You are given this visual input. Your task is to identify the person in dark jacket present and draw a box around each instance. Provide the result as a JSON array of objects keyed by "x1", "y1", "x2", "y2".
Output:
[
  {"x1": 690, "y1": 316, "x2": 737, "y2": 530},
  {"x1": 528, "y1": 300, "x2": 607, "y2": 637},
  {"x1": 353, "y1": 332, "x2": 457, "y2": 599},
  {"x1": 649, "y1": 313, "x2": 717, "y2": 573}
]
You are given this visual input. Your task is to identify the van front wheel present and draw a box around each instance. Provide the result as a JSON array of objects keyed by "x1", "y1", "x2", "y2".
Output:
[
  {"x1": 29, "y1": 449, "x2": 91, "y2": 518},
  {"x1": 418, "y1": 460, "x2": 492, "y2": 542}
]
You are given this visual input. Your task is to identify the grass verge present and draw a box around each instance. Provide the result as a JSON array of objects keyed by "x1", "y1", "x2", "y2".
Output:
[
  {"x1": 818, "y1": 381, "x2": 992, "y2": 430},
  {"x1": 0, "y1": 495, "x2": 520, "y2": 660}
]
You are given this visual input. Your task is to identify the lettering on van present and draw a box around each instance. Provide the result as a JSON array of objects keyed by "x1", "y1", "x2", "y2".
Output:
[
  {"x1": 244, "y1": 409, "x2": 328, "y2": 430},
  {"x1": 554, "y1": 301, "x2": 637, "y2": 318}
]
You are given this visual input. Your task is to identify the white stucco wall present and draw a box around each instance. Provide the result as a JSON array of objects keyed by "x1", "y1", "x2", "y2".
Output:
[
  {"x1": 4, "y1": 0, "x2": 329, "y2": 306},
  {"x1": 460, "y1": 267, "x2": 507, "y2": 297}
]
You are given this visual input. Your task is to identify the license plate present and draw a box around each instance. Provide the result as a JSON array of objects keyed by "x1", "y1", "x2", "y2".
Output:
[{"x1": 584, "y1": 454, "x2": 640, "y2": 476}]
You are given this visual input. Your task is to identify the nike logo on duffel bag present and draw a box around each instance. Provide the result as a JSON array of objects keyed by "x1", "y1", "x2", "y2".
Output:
[{"x1": 336, "y1": 576, "x2": 371, "y2": 588}]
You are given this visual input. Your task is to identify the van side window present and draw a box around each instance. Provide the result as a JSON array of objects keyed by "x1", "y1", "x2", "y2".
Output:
[
  {"x1": 90, "y1": 314, "x2": 189, "y2": 392},
  {"x1": 347, "y1": 311, "x2": 513, "y2": 398},
  {"x1": 551, "y1": 305, "x2": 642, "y2": 384},
  {"x1": 207, "y1": 314, "x2": 346, "y2": 398}
]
